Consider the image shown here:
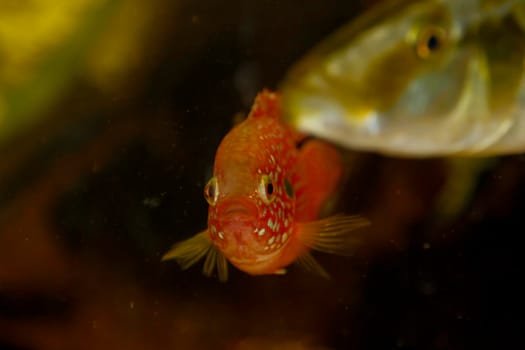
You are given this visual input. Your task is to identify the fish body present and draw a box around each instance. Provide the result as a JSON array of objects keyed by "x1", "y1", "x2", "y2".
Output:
[
  {"x1": 163, "y1": 90, "x2": 367, "y2": 281},
  {"x1": 279, "y1": 0, "x2": 525, "y2": 156}
]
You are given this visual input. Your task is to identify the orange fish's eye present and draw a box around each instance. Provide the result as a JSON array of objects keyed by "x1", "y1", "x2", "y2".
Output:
[
  {"x1": 258, "y1": 174, "x2": 275, "y2": 204},
  {"x1": 204, "y1": 177, "x2": 219, "y2": 206}
]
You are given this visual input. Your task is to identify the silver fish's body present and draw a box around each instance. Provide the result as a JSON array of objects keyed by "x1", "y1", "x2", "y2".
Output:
[{"x1": 279, "y1": 0, "x2": 525, "y2": 156}]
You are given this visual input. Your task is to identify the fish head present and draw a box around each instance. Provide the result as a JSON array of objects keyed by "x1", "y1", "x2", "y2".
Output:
[
  {"x1": 203, "y1": 168, "x2": 297, "y2": 275},
  {"x1": 280, "y1": 0, "x2": 494, "y2": 155}
]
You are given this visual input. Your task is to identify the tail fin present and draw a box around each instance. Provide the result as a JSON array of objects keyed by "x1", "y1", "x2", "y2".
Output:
[{"x1": 294, "y1": 140, "x2": 343, "y2": 221}]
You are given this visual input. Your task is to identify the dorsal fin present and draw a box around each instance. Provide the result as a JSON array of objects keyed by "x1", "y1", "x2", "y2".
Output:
[{"x1": 248, "y1": 89, "x2": 281, "y2": 120}]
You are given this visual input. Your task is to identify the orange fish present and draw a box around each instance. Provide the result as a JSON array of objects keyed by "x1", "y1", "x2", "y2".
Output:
[{"x1": 163, "y1": 90, "x2": 368, "y2": 281}]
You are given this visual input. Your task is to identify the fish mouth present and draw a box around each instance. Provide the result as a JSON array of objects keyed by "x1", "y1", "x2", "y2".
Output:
[
  {"x1": 218, "y1": 198, "x2": 258, "y2": 222},
  {"x1": 223, "y1": 204, "x2": 252, "y2": 217}
]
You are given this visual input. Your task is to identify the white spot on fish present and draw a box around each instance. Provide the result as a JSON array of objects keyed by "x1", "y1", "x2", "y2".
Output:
[
  {"x1": 258, "y1": 228, "x2": 266, "y2": 236},
  {"x1": 284, "y1": 218, "x2": 289, "y2": 227},
  {"x1": 282, "y1": 233, "x2": 288, "y2": 242},
  {"x1": 268, "y1": 236, "x2": 275, "y2": 244},
  {"x1": 268, "y1": 218, "x2": 273, "y2": 230},
  {"x1": 270, "y1": 155, "x2": 275, "y2": 164},
  {"x1": 218, "y1": 231, "x2": 224, "y2": 240}
]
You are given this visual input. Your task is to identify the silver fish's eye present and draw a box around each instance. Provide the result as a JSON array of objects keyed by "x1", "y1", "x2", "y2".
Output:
[
  {"x1": 416, "y1": 26, "x2": 446, "y2": 58},
  {"x1": 258, "y1": 174, "x2": 276, "y2": 204},
  {"x1": 204, "y1": 177, "x2": 219, "y2": 206}
]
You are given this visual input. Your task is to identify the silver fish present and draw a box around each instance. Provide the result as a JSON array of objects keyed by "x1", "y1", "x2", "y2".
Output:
[{"x1": 279, "y1": 0, "x2": 525, "y2": 156}]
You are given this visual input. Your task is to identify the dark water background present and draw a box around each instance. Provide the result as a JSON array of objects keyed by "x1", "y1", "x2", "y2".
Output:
[{"x1": 0, "y1": 0, "x2": 523, "y2": 349}]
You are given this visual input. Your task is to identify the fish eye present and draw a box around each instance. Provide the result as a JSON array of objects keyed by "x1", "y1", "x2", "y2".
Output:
[
  {"x1": 284, "y1": 178, "x2": 294, "y2": 198},
  {"x1": 258, "y1": 174, "x2": 276, "y2": 204},
  {"x1": 204, "y1": 177, "x2": 219, "y2": 206},
  {"x1": 416, "y1": 26, "x2": 446, "y2": 58}
]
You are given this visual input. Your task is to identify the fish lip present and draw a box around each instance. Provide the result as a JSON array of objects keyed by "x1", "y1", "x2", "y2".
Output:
[
  {"x1": 228, "y1": 248, "x2": 284, "y2": 275},
  {"x1": 228, "y1": 247, "x2": 282, "y2": 266}
]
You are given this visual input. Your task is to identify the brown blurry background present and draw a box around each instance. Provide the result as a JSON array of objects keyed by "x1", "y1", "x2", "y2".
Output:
[{"x1": 1, "y1": 0, "x2": 523, "y2": 349}]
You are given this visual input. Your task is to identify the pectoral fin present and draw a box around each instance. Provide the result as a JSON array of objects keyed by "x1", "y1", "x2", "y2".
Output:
[
  {"x1": 162, "y1": 230, "x2": 229, "y2": 282},
  {"x1": 295, "y1": 252, "x2": 330, "y2": 279},
  {"x1": 297, "y1": 215, "x2": 370, "y2": 256}
]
